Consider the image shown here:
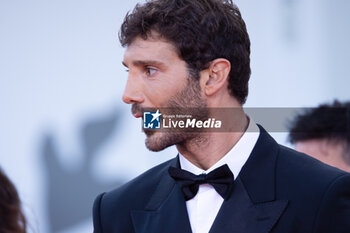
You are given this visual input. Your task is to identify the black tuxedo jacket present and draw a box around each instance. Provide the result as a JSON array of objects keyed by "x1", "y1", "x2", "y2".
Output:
[{"x1": 93, "y1": 126, "x2": 350, "y2": 233}]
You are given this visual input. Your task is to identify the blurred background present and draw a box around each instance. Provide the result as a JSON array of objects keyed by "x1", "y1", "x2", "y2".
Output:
[{"x1": 0, "y1": 0, "x2": 349, "y2": 232}]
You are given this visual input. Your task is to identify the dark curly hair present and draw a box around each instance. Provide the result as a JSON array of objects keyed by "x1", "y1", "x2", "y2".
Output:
[
  {"x1": 0, "y1": 168, "x2": 27, "y2": 233},
  {"x1": 288, "y1": 100, "x2": 350, "y2": 164},
  {"x1": 119, "y1": 0, "x2": 251, "y2": 104}
]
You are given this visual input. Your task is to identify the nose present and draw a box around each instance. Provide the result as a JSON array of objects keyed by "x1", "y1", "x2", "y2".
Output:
[{"x1": 122, "y1": 74, "x2": 144, "y2": 104}]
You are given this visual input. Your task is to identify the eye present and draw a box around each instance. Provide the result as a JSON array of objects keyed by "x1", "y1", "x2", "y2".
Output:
[{"x1": 145, "y1": 66, "x2": 157, "y2": 76}]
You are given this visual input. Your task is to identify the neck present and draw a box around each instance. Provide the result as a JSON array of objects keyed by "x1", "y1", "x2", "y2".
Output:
[{"x1": 176, "y1": 109, "x2": 248, "y2": 170}]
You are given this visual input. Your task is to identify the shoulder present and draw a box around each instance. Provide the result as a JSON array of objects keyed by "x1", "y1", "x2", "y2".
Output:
[
  {"x1": 275, "y1": 144, "x2": 350, "y2": 231},
  {"x1": 313, "y1": 171, "x2": 350, "y2": 232},
  {"x1": 276, "y1": 144, "x2": 350, "y2": 208},
  {"x1": 93, "y1": 157, "x2": 177, "y2": 232},
  {"x1": 95, "y1": 157, "x2": 176, "y2": 212}
]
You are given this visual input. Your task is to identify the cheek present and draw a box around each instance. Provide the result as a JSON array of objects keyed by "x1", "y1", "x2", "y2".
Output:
[
  {"x1": 146, "y1": 80, "x2": 186, "y2": 100},
  {"x1": 143, "y1": 85, "x2": 173, "y2": 107}
]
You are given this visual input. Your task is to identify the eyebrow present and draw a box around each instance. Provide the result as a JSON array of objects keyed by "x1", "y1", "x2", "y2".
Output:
[{"x1": 122, "y1": 60, "x2": 166, "y2": 68}]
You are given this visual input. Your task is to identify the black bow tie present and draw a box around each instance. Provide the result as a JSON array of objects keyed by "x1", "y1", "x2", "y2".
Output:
[{"x1": 168, "y1": 164, "x2": 234, "y2": 201}]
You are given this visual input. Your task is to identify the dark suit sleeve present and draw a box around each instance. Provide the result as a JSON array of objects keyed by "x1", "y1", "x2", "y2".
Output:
[
  {"x1": 93, "y1": 192, "x2": 105, "y2": 233},
  {"x1": 313, "y1": 173, "x2": 350, "y2": 233}
]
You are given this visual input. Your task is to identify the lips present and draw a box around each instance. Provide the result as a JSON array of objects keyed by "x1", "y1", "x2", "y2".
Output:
[
  {"x1": 133, "y1": 113, "x2": 143, "y2": 118},
  {"x1": 131, "y1": 104, "x2": 144, "y2": 118}
]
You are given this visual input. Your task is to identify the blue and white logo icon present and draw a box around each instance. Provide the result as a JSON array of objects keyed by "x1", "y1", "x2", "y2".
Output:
[{"x1": 143, "y1": 110, "x2": 162, "y2": 129}]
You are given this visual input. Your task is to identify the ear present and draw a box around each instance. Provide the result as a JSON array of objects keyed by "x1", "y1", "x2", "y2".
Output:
[{"x1": 200, "y1": 58, "x2": 231, "y2": 96}]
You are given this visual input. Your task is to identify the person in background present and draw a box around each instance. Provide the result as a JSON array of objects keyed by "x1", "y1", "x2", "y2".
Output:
[
  {"x1": 289, "y1": 100, "x2": 350, "y2": 172},
  {"x1": 0, "y1": 168, "x2": 26, "y2": 233}
]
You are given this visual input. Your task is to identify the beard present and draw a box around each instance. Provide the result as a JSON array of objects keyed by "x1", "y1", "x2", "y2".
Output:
[{"x1": 141, "y1": 77, "x2": 209, "y2": 152}]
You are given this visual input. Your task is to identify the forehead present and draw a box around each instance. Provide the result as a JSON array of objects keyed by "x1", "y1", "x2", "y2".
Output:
[{"x1": 123, "y1": 36, "x2": 181, "y2": 64}]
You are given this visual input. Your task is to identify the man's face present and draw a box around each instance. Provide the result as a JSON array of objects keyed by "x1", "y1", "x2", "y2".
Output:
[{"x1": 122, "y1": 35, "x2": 207, "y2": 151}]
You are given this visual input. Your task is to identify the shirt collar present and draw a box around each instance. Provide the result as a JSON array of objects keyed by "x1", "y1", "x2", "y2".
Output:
[{"x1": 179, "y1": 117, "x2": 260, "y2": 179}]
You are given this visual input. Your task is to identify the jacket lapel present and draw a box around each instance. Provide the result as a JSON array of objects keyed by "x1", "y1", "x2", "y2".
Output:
[
  {"x1": 131, "y1": 157, "x2": 192, "y2": 233},
  {"x1": 210, "y1": 125, "x2": 288, "y2": 233},
  {"x1": 209, "y1": 177, "x2": 288, "y2": 233}
]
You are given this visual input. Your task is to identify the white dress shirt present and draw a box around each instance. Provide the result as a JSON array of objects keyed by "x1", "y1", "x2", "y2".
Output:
[{"x1": 178, "y1": 118, "x2": 260, "y2": 233}]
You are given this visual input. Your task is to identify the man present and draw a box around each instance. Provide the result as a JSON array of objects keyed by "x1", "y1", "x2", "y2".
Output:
[
  {"x1": 93, "y1": 0, "x2": 350, "y2": 232},
  {"x1": 289, "y1": 100, "x2": 350, "y2": 172}
]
